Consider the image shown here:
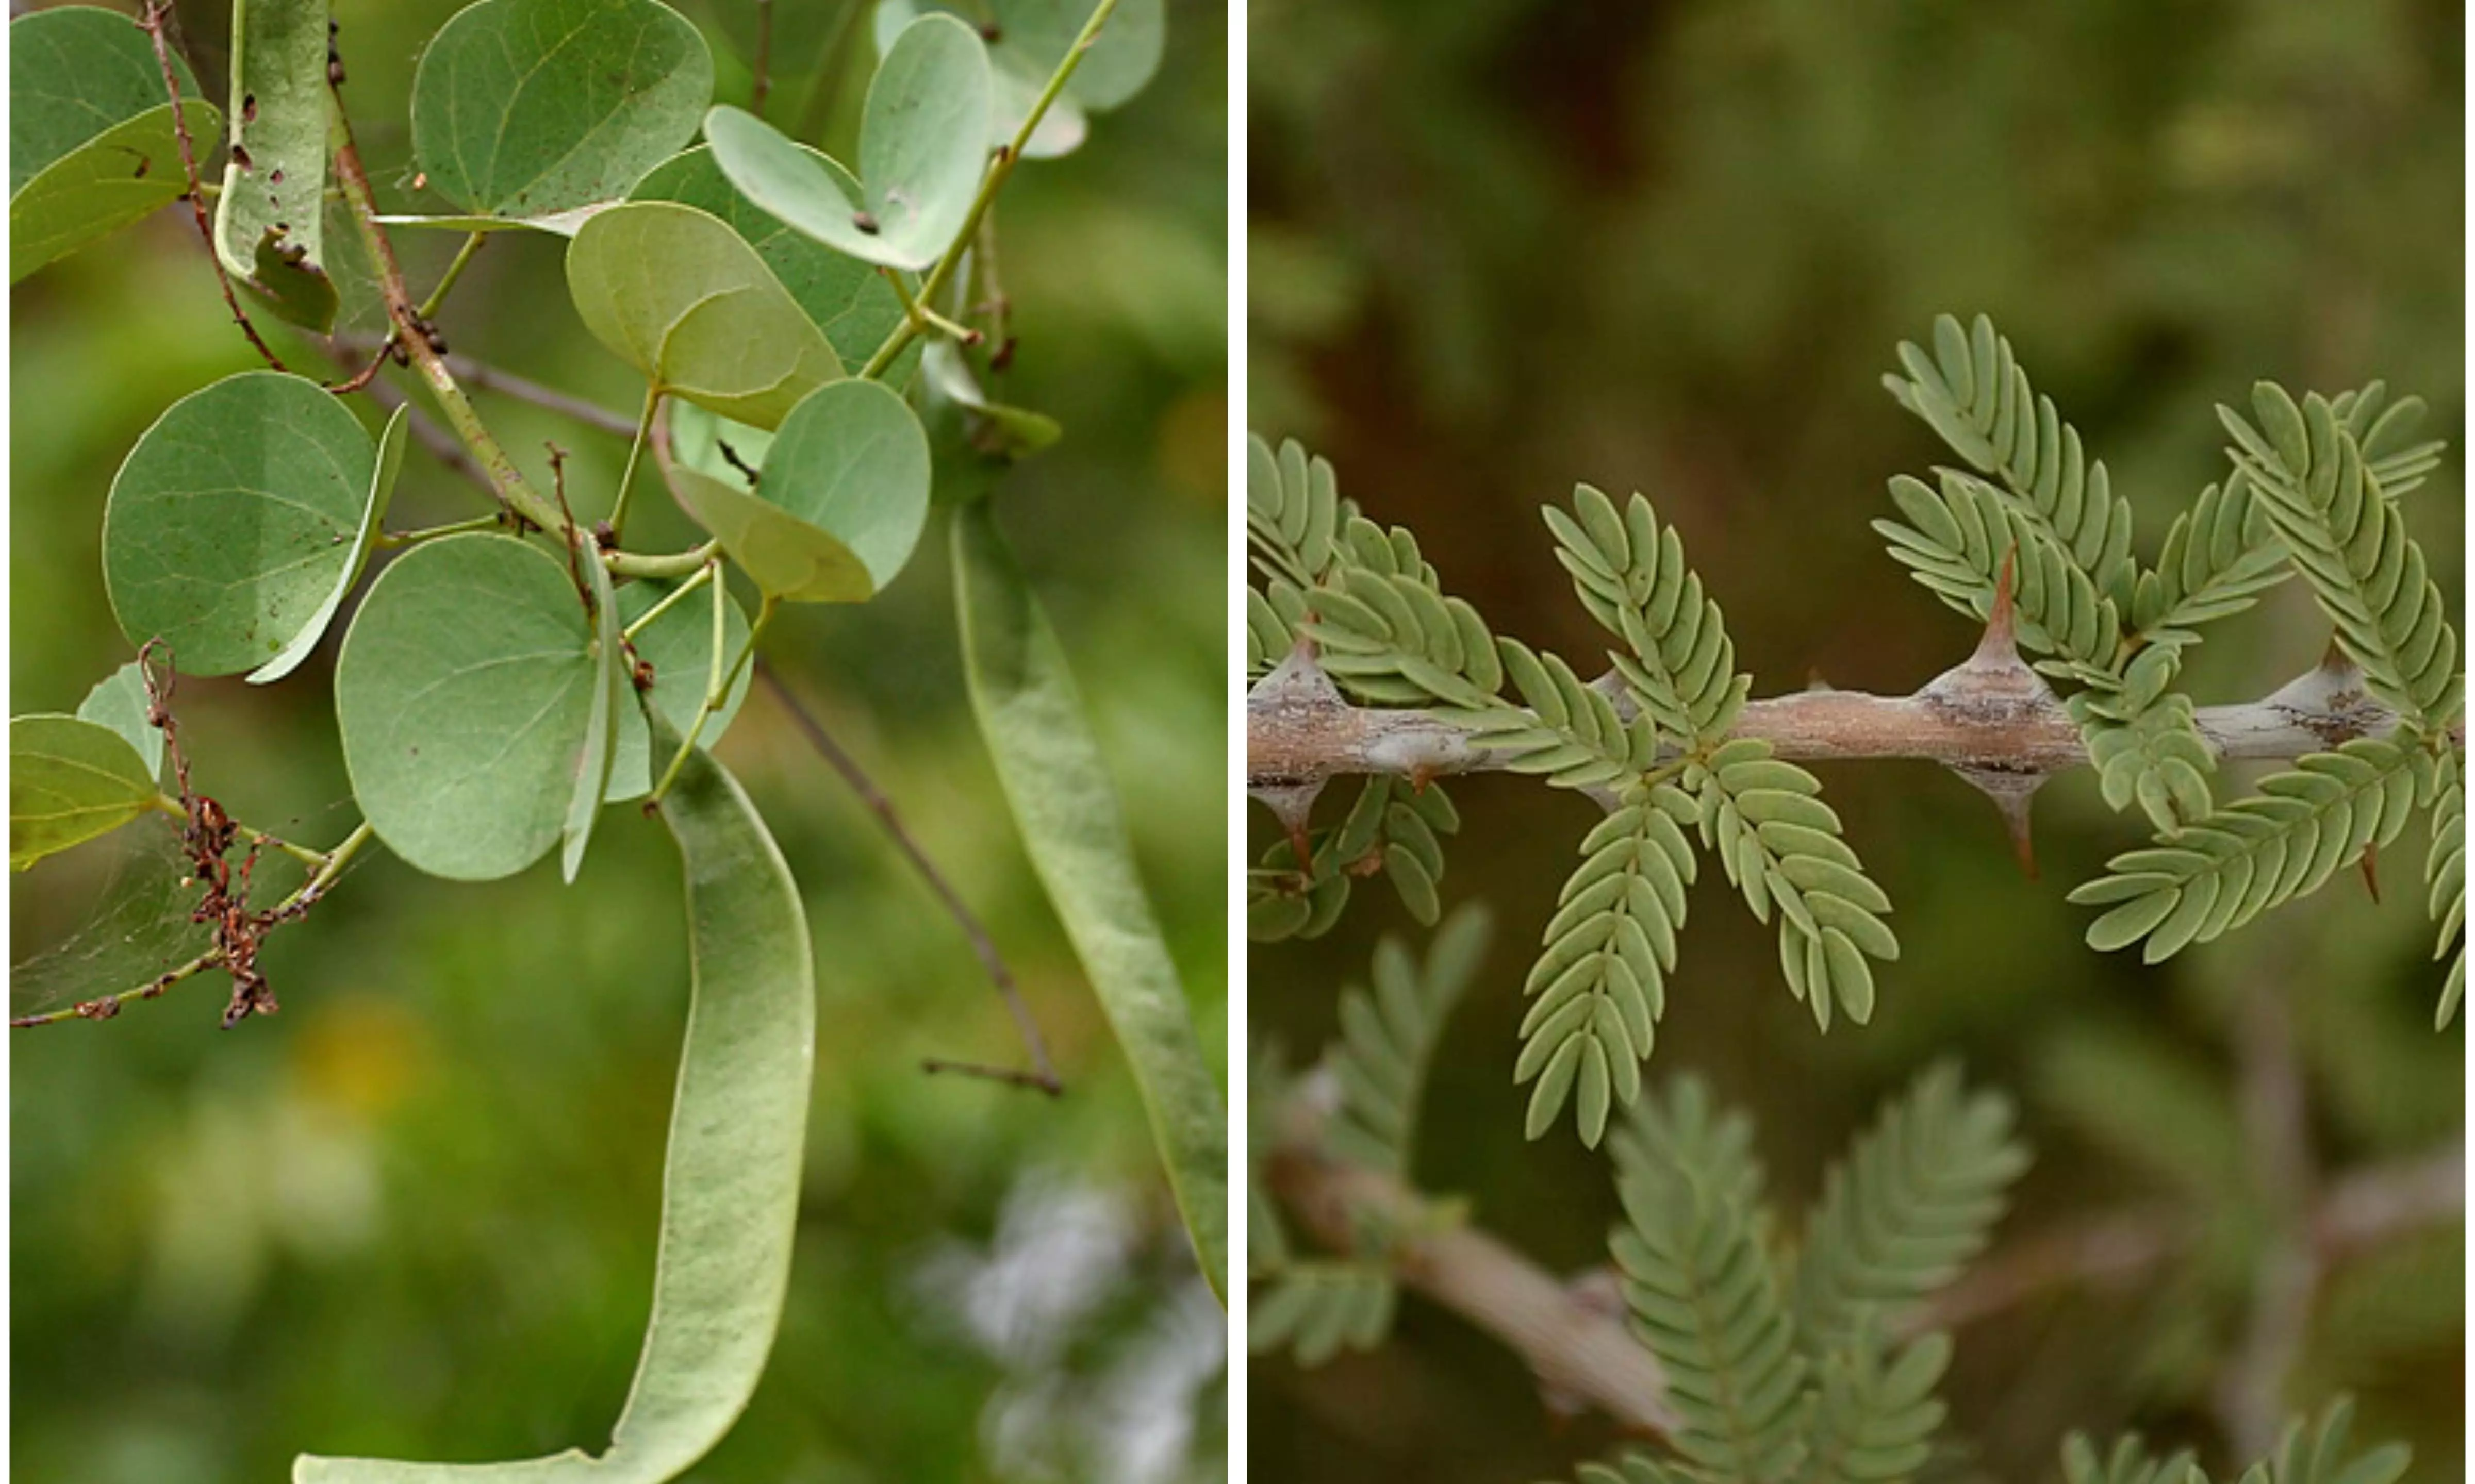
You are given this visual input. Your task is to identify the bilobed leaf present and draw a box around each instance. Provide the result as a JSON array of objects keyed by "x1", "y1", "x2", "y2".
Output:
[
  {"x1": 873, "y1": 0, "x2": 1167, "y2": 158},
  {"x1": 630, "y1": 144, "x2": 910, "y2": 369},
  {"x1": 296, "y1": 708, "x2": 815, "y2": 1484},
  {"x1": 214, "y1": 0, "x2": 336, "y2": 330},
  {"x1": 103, "y1": 371, "x2": 380, "y2": 677},
  {"x1": 562, "y1": 542, "x2": 623, "y2": 881},
  {"x1": 250, "y1": 405, "x2": 409, "y2": 685},
  {"x1": 670, "y1": 380, "x2": 931, "y2": 601},
  {"x1": 566, "y1": 201, "x2": 843, "y2": 429},
  {"x1": 410, "y1": 0, "x2": 713, "y2": 220},
  {"x1": 10, "y1": 7, "x2": 219, "y2": 282},
  {"x1": 11, "y1": 715, "x2": 160, "y2": 870},
  {"x1": 334, "y1": 535, "x2": 598, "y2": 882},
  {"x1": 606, "y1": 576, "x2": 753, "y2": 802},
  {"x1": 703, "y1": 14, "x2": 992, "y2": 271},
  {"x1": 954, "y1": 503, "x2": 1229, "y2": 1299},
  {"x1": 76, "y1": 662, "x2": 165, "y2": 779}
]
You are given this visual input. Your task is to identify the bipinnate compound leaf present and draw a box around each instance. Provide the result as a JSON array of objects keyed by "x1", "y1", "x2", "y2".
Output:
[
  {"x1": 607, "y1": 577, "x2": 754, "y2": 802},
  {"x1": 213, "y1": 0, "x2": 336, "y2": 330},
  {"x1": 10, "y1": 7, "x2": 220, "y2": 283},
  {"x1": 954, "y1": 503, "x2": 1229, "y2": 1300},
  {"x1": 872, "y1": 0, "x2": 1167, "y2": 159},
  {"x1": 562, "y1": 542, "x2": 624, "y2": 881},
  {"x1": 334, "y1": 535, "x2": 599, "y2": 882},
  {"x1": 76, "y1": 662, "x2": 166, "y2": 779},
  {"x1": 294, "y1": 708, "x2": 815, "y2": 1484},
  {"x1": 566, "y1": 202, "x2": 842, "y2": 429},
  {"x1": 630, "y1": 144, "x2": 910, "y2": 369},
  {"x1": 703, "y1": 15, "x2": 992, "y2": 271},
  {"x1": 11, "y1": 715, "x2": 160, "y2": 871},
  {"x1": 250, "y1": 405, "x2": 409, "y2": 685},
  {"x1": 410, "y1": 0, "x2": 713, "y2": 221},
  {"x1": 670, "y1": 380, "x2": 931, "y2": 602},
  {"x1": 103, "y1": 372, "x2": 382, "y2": 678}
]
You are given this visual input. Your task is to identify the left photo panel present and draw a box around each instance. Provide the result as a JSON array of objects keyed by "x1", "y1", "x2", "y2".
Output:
[{"x1": 10, "y1": 2, "x2": 1230, "y2": 1480}]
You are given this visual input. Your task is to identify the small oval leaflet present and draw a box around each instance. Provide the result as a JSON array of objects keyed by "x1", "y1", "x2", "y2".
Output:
[
  {"x1": 410, "y1": 0, "x2": 713, "y2": 222},
  {"x1": 11, "y1": 714, "x2": 160, "y2": 872},
  {"x1": 703, "y1": 13, "x2": 993, "y2": 272},
  {"x1": 335, "y1": 534, "x2": 601, "y2": 882},
  {"x1": 103, "y1": 371, "x2": 387, "y2": 678},
  {"x1": 566, "y1": 201, "x2": 844, "y2": 430},
  {"x1": 10, "y1": 6, "x2": 222, "y2": 282}
]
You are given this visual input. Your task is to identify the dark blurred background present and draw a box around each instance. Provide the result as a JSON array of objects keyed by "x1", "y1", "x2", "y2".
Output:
[
  {"x1": 11, "y1": 2, "x2": 1227, "y2": 1480},
  {"x1": 1249, "y1": 1, "x2": 2462, "y2": 1480}
]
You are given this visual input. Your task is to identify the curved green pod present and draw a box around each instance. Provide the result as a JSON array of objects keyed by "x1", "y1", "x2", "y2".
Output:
[{"x1": 294, "y1": 710, "x2": 816, "y2": 1483}]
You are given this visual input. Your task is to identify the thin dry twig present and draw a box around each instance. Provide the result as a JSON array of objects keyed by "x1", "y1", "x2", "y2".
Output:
[
  {"x1": 330, "y1": 333, "x2": 641, "y2": 437},
  {"x1": 757, "y1": 662, "x2": 1063, "y2": 1095}
]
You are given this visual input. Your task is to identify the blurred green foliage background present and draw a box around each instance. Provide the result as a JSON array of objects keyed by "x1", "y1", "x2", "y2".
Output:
[
  {"x1": 1249, "y1": 1, "x2": 2462, "y2": 1480},
  {"x1": 11, "y1": 2, "x2": 1226, "y2": 1480}
]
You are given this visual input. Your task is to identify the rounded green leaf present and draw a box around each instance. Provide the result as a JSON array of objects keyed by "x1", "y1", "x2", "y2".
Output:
[
  {"x1": 566, "y1": 201, "x2": 843, "y2": 430},
  {"x1": 11, "y1": 7, "x2": 219, "y2": 282},
  {"x1": 873, "y1": 0, "x2": 1165, "y2": 157},
  {"x1": 410, "y1": 0, "x2": 713, "y2": 220},
  {"x1": 12, "y1": 714, "x2": 159, "y2": 871},
  {"x1": 702, "y1": 14, "x2": 992, "y2": 271},
  {"x1": 606, "y1": 576, "x2": 753, "y2": 802},
  {"x1": 103, "y1": 372, "x2": 381, "y2": 677},
  {"x1": 335, "y1": 535, "x2": 598, "y2": 882},
  {"x1": 758, "y1": 380, "x2": 933, "y2": 588},
  {"x1": 213, "y1": 0, "x2": 336, "y2": 330},
  {"x1": 629, "y1": 144, "x2": 909, "y2": 369},
  {"x1": 670, "y1": 380, "x2": 931, "y2": 602},
  {"x1": 76, "y1": 661, "x2": 166, "y2": 779},
  {"x1": 250, "y1": 404, "x2": 409, "y2": 685}
]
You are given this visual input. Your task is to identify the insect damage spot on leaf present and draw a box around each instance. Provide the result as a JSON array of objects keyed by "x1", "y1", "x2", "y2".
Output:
[{"x1": 853, "y1": 209, "x2": 881, "y2": 235}]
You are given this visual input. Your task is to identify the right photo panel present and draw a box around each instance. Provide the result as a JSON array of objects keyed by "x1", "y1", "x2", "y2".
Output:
[{"x1": 1244, "y1": 4, "x2": 2465, "y2": 1482}]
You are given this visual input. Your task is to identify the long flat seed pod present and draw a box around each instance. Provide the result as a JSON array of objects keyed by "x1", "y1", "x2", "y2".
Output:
[{"x1": 294, "y1": 709, "x2": 816, "y2": 1483}]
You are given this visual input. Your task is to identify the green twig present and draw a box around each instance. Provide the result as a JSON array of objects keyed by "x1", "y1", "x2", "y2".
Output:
[
  {"x1": 374, "y1": 513, "x2": 506, "y2": 549},
  {"x1": 622, "y1": 561, "x2": 718, "y2": 640},
  {"x1": 414, "y1": 231, "x2": 487, "y2": 322},
  {"x1": 608, "y1": 387, "x2": 663, "y2": 539},
  {"x1": 650, "y1": 592, "x2": 776, "y2": 804}
]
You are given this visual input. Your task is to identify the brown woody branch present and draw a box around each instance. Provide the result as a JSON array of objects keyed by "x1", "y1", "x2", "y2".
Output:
[
  {"x1": 1263, "y1": 1138, "x2": 1679, "y2": 1437},
  {"x1": 1248, "y1": 642, "x2": 2407, "y2": 798},
  {"x1": 1264, "y1": 1104, "x2": 2461, "y2": 1437}
]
